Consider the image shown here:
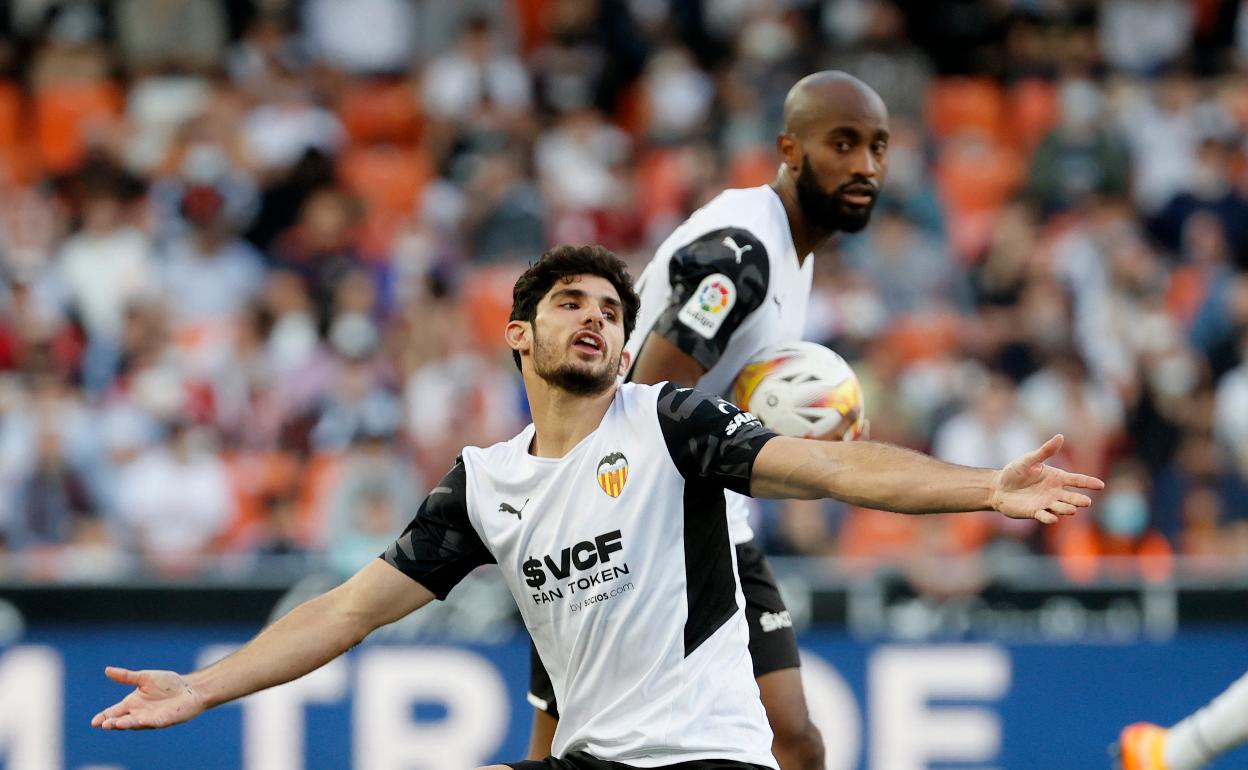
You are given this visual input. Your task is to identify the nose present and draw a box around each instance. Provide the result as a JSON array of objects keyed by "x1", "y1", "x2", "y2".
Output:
[
  {"x1": 582, "y1": 306, "x2": 605, "y2": 329},
  {"x1": 849, "y1": 146, "x2": 879, "y2": 180}
]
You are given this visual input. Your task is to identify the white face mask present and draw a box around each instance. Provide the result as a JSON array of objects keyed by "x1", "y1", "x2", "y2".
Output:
[{"x1": 1098, "y1": 490, "x2": 1149, "y2": 539}]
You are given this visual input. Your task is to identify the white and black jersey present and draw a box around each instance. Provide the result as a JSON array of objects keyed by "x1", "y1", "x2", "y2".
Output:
[
  {"x1": 383, "y1": 383, "x2": 780, "y2": 769},
  {"x1": 625, "y1": 184, "x2": 812, "y2": 545}
]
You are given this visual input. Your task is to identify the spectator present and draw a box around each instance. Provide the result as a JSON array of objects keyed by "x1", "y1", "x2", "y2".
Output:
[{"x1": 116, "y1": 422, "x2": 233, "y2": 575}]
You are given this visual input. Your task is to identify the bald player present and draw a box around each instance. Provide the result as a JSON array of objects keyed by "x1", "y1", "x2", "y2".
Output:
[{"x1": 526, "y1": 72, "x2": 890, "y2": 770}]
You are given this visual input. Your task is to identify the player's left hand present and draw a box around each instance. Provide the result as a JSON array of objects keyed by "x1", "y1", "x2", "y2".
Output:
[{"x1": 990, "y1": 434, "x2": 1105, "y2": 524}]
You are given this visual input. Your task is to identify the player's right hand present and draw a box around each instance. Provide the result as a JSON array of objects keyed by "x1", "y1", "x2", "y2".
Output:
[{"x1": 91, "y1": 666, "x2": 206, "y2": 730}]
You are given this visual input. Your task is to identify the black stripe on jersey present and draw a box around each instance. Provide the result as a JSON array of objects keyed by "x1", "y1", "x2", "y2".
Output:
[
  {"x1": 655, "y1": 383, "x2": 778, "y2": 657},
  {"x1": 682, "y1": 479, "x2": 737, "y2": 657},
  {"x1": 656, "y1": 383, "x2": 777, "y2": 496},
  {"x1": 381, "y1": 460, "x2": 495, "y2": 600},
  {"x1": 650, "y1": 228, "x2": 770, "y2": 371}
]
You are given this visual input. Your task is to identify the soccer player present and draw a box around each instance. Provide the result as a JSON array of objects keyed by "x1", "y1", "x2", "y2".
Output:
[
  {"x1": 1116, "y1": 673, "x2": 1248, "y2": 770},
  {"x1": 92, "y1": 246, "x2": 1102, "y2": 770},
  {"x1": 527, "y1": 70, "x2": 889, "y2": 770}
]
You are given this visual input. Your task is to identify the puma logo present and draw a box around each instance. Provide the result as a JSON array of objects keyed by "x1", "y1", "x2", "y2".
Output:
[
  {"x1": 722, "y1": 235, "x2": 753, "y2": 263},
  {"x1": 499, "y1": 499, "x2": 530, "y2": 520}
]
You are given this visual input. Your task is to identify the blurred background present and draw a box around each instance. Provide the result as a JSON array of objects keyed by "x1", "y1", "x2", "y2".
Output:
[{"x1": 0, "y1": 0, "x2": 1246, "y2": 768}]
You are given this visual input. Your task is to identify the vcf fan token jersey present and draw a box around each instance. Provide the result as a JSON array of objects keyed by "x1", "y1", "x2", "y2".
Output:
[
  {"x1": 625, "y1": 184, "x2": 813, "y2": 545},
  {"x1": 383, "y1": 383, "x2": 780, "y2": 769}
]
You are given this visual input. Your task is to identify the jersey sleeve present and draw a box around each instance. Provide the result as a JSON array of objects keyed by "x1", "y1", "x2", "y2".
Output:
[
  {"x1": 656, "y1": 382, "x2": 778, "y2": 496},
  {"x1": 649, "y1": 227, "x2": 770, "y2": 370},
  {"x1": 380, "y1": 460, "x2": 495, "y2": 600}
]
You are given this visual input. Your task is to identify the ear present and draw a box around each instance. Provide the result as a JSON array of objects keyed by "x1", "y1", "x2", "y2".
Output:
[
  {"x1": 505, "y1": 319, "x2": 531, "y2": 358},
  {"x1": 617, "y1": 349, "x2": 631, "y2": 377},
  {"x1": 776, "y1": 131, "x2": 801, "y2": 174}
]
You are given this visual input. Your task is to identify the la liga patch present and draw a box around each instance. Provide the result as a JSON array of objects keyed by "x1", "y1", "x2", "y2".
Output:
[{"x1": 677, "y1": 273, "x2": 737, "y2": 339}]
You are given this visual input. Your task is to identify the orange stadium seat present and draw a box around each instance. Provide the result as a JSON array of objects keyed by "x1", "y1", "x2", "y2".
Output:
[
  {"x1": 1006, "y1": 78, "x2": 1060, "y2": 153},
  {"x1": 727, "y1": 146, "x2": 775, "y2": 190},
  {"x1": 339, "y1": 144, "x2": 431, "y2": 214},
  {"x1": 338, "y1": 80, "x2": 422, "y2": 145},
  {"x1": 924, "y1": 77, "x2": 1006, "y2": 142},
  {"x1": 33, "y1": 80, "x2": 122, "y2": 174},
  {"x1": 635, "y1": 148, "x2": 688, "y2": 224},
  {"x1": 462, "y1": 262, "x2": 527, "y2": 352},
  {"x1": 0, "y1": 81, "x2": 27, "y2": 182},
  {"x1": 933, "y1": 134, "x2": 1025, "y2": 259},
  {"x1": 221, "y1": 450, "x2": 301, "y2": 552}
]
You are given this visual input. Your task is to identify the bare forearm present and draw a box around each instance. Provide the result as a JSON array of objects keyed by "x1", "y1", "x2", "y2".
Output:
[
  {"x1": 186, "y1": 589, "x2": 367, "y2": 708},
  {"x1": 185, "y1": 562, "x2": 433, "y2": 708},
  {"x1": 751, "y1": 437, "x2": 998, "y2": 514}
]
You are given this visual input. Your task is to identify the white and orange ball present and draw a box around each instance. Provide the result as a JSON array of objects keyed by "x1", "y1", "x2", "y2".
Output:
[{"x1": 732, "y1": 341, "x2": 865, "y2": 441}]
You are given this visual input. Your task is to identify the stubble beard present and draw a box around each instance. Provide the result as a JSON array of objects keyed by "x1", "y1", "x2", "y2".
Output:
[{"x1": 532, "y1": 329, "x2": 618, "y2": 396}]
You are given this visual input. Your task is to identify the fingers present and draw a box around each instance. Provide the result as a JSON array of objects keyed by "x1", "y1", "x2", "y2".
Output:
[
  {"x1": 1034, "y1": 510, "x2": 1058, "y2": 525},
  {"x1": 1047, "y1": 501, "x2": 1078, "y2": 516},
  {"x1": 1062, "y1": 471, "x2": 1105, "y2": 491},
  {"x1": 91, "y1": 702, "x2": 128, "y2": 727},
  {"x1": 100, "y1": 714, "x2": 156, "y2": 731},
  {"x1": 1058, "y1": 490, "x2": 1093, "y2": 508},
  {"x1": 105, "y1": 666, "x2": 141, "y2": 686},
  {"x1": 1022, "y1": 434, "x2": 1064, "y2": 466}
]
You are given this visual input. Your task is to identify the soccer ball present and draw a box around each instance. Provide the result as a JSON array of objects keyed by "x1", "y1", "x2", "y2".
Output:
[{"x1": 731, "y1": 341, "x2": 865, "y2": 440}]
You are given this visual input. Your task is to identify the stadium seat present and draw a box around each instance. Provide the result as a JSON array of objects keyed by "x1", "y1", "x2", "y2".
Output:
[
  {"x1": 338, "y1": 80, "x2": 422, "y2": 146},
  {"x1": 339, "y1": 144, "x2": 431, "y2": 215},
  {"x1": 0, "y1": 81, "x2": 28, "y2": 182},
  {"x1": 932, "y1": 133, "x2": 1025, "y2": 260},
  {"x1": 635, "y1": 147, "x2": 689, "y2": 225},
  {"x1": 1006, "y1": 78, "x2": 1060, "y2": 153},
  {"x1": 924, "y1": 77, "x2": 1006, "y2": 142},
  {"x1": 727, "y1": 146, "x2": 775, "y2": 190},
  {"x1": 338, "y1": 144, "x2": 433, "y2": 253},
  {"x1": 462, "y1": 262, "x2": 528, "y2": 352},
  {"x1": 33, "y1": 80, "x2": 123, "y2": 174}
]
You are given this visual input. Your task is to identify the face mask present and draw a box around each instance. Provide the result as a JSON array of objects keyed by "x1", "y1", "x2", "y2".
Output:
[{"x1": 1098, "y1": 490, "x2": 1149, "y2": 538}]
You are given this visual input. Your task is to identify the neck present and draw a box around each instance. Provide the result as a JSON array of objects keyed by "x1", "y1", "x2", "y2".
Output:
[
  {"x1": 523, "y1": 371, "x2": 617, "y2": 458},
  {"x1": 770, "y1": 172, "x2": 835, "y2": 261}
]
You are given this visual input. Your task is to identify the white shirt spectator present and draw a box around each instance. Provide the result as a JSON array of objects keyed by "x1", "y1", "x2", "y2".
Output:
[
  {"x1": 422, "y1": 47, "x2": 531, "y2": 121},
  {"x1": 58, "y1": 226, "x2": 154, "y2": 340},
  {"x1": 243, "y1": 100, "x2": 344, "y2": 172},
  {"x1": 117, "y1": 431, "x2": 233, "y2": 568},
  {"x1": 301, "y1": 0, "x2": 416, "y2": 74}
]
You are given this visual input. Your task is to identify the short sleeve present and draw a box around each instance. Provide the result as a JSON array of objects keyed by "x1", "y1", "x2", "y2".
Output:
[
  {"x1": 381, "y1": 460, "x2": 494, "y2": 599},
  {"x1": 649, "y1": 228, "x2": 770, "y2": 370},
  {"x1": 655, "y1": 383, "x2": 777, "y2": 495}
]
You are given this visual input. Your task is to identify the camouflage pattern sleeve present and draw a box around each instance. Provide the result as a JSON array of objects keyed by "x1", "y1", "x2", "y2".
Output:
[
  {"x1": 655, "y1": 383, "x2": 777, "y2": 496},
  {"x1": 649, "y1": 228, "x2": 770, "y2": 371},
  {"x1": 381, "y1": 460, "x2": 495, "y2": 600}
]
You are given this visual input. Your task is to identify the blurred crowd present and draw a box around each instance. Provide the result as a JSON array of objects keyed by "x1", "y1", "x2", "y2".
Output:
[{"x1": 0, "y1": 0, "x2": 1246, "y2": 585}]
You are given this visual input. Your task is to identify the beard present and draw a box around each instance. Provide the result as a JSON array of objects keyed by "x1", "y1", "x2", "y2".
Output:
[
  {"x1": 532, "y1": 328, "x2": 619, "y2": 396},
  {"x1": 795, "y1": 154, "x2": 876, "y2": 234}
]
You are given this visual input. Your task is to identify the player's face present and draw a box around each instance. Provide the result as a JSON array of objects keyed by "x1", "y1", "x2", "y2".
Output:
[
  {"x1": 796, "y1": 112, "x2": 889, "y2": 234},
  {"x1": 530, "y1": 275, "x2": 627, "y2": 395}
]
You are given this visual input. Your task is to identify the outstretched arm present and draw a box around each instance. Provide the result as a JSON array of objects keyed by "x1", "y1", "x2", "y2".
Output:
[
  {"x1": 92, "y1": 559, "x2": 434, "y2": 730},
  {"x1": 751, "y1": 434, "x2": 1103, "y2": 523}
]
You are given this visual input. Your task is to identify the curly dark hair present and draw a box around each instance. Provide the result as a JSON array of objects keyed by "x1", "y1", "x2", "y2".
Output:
[{"x1": 509, "y1": 245, "x2": 640, "y2": 371}]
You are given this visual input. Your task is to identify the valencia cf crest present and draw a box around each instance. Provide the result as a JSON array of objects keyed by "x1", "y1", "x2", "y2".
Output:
[{"x1": 596, "y1": 452, "x2": 629, "y2": 498}]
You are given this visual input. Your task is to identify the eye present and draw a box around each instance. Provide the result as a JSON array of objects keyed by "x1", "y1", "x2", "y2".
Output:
[
  {"x1": 872, "y1": 142, "x2": 888, "y2": 156},
  {"x1": 562, "y1": 302, "x2": 578, "y2": 309},
  {"x1": 603, "y1": 309, "x2": 617, "y2": 322},
  {"x1": 834, "y1": 140, "x2": 852, "y2": 152}
]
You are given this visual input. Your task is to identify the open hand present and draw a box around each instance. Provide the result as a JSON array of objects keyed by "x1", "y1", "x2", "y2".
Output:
[
  {"x1": 991, "y1": 435, "x2": 1105, "y2": 524},
  {"x1": 91, "y1": 667, "x2": 205, "y2": 730}
]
